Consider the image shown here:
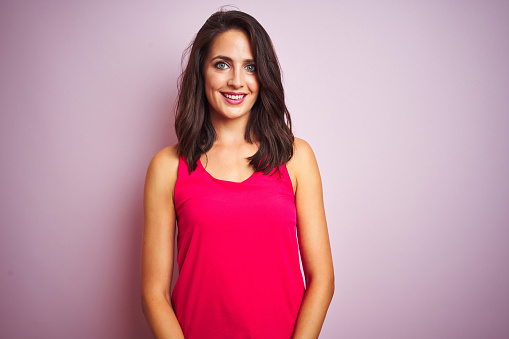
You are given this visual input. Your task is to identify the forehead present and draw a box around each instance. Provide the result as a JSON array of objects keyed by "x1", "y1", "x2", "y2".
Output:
[{"x1": 208, "y1": 29, "x2": 253, "y2": 59}]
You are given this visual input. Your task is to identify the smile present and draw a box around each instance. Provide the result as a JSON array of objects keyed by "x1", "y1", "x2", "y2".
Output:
[{"x1": 221, "y1": 92, "x2": 247, "y2": 104}]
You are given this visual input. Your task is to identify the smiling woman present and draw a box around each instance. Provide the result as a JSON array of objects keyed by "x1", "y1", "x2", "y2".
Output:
[
  {"x1": 141, "y1": 9, "x2": 334, "y2": 339},
  {"x1": 173, "y1": 10, "x2": 296, "y2": 176},
  {"x1": 204, "y1": 30, "x2": 259, "y2": 123}
]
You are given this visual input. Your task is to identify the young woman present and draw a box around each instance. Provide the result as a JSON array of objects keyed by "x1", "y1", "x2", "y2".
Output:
[{"x1": 141, "y1": 10, "x2": 334, "y2": 339}]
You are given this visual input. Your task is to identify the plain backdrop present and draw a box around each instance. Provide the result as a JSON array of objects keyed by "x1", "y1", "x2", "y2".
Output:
[{"x1": 1, "y1": 1, "x2": 508, "y2": 338}]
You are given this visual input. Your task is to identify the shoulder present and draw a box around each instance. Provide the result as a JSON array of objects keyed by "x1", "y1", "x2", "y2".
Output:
[
  {"x1": 293, "y1": 137, "x2": 314, "y2": 158},
  {"x1": 144, "y1": 144, "x2": 180, "y2": 198},
  {"x1": 147, "y1": 144, "x2": 179, "y2": 175},
  {"x1": 149, "y1": 144, "x2": 179, "y2": 166},
  {"x1": 286, "y1": 137, "x2": 320, "y2": 193},
  {"x1": 287, "y1": 137, "x2": 317, "y2": 172}
]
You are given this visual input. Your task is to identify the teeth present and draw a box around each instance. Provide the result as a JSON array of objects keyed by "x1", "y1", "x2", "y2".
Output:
[{"x1": 224, "y1": 93, "x2": 244, "y2": 100}]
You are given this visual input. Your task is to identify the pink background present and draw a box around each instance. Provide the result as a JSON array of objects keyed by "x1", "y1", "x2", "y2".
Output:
[{"x1": 1, "y1": 1, "x2": 509, "y2": 338}]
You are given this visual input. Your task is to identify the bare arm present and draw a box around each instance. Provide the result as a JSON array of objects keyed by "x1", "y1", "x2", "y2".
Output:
[
  {"x1": 141, "y1": 145, "x2": 185, "y2": 339},
  {"x1": 288, "y1": 138, "x2": 335, "y2": 339}
]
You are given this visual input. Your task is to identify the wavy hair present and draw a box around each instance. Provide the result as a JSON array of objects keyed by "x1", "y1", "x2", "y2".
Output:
[{"x1": 175, "y1": 10, "x2": 293, "y2": 174}]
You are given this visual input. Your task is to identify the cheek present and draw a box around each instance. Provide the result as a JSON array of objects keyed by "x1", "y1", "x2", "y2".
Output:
[
  {"x1": 248, "y1": 78, "x2": 259, "y2": 95},
  {"x1": 204, "y1": 75, "x2": 219, "y2": 103},
  {"x1": 206, "y1": 74, "x2": 226, "y2": 95}
]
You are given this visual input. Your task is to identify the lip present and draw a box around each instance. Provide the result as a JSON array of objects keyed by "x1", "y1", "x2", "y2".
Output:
[{"x1": 221, "y1": 92, "x2": 247, "y2": 105}]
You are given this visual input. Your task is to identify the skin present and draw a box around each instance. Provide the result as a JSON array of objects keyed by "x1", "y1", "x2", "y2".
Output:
[
  {"x1": 200, "y1": 30, "x2": 261, "y2": 179},
  {"x1": 205, "y1": 30, "x2": 259, "y2": 123},
  {"x1": 141, "y1": 29, "x2": 334, "y2": 338}
]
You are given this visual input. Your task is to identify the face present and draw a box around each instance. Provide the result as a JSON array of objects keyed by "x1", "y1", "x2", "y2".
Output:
[{"x1": 204, "y1": 29, "x2": 259, "y2": 122}]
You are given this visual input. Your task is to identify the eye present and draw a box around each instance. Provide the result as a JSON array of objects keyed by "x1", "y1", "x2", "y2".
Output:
[
  {"x1": 214, "y1": 61, "x2": 229, "y2": 70},
  {"x1": 245, "y1": 64, "x2": 256, "y2": 72}
]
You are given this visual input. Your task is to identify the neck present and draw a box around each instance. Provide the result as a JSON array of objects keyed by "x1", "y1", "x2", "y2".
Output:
[{"x1": 210, "y1": 114, "x2": 251, "y2": 146}]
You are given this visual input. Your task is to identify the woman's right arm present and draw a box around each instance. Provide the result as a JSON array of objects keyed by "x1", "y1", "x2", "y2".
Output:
[{"x1": 141, "y1": 145, "x2": 185, "y2": 339}]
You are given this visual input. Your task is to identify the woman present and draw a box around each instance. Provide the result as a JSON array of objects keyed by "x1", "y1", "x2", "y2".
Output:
[{"x1": 141, "y1": 10, "x2": 334, "y2": 339}]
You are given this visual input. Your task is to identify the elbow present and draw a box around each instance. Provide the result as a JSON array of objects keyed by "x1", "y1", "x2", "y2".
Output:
[
  {"x1": 141, "y1": 287, "x2": 171, "y2": 318},
  {"x1": 325, "y1": 273, "x2": 335, "y2": 306},
  {"x1": 306, "y1": 270, "x2": 335, "y2": 300},
  {"x1": 140, "y1": 290, "x2": 154, "y2": 318},
  {"x1": 330, "y1": 272, "x2": 335, "y2": 298},
  {"x1": 324, "y1": 271, "x2": 335, "y2": 300},
  {"x1": 141, "y1": 293, "x2": 150, "y2": 319}
]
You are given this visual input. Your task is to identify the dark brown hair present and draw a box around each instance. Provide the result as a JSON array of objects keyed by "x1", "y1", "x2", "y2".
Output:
[{"x1": 175, "y1": 10, "x2": 293, "y2": 174}]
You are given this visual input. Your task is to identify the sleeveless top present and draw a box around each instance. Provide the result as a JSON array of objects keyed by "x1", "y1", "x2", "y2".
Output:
[{"x1": 171, "y1": 156, "x2": 305, "y2": 339}]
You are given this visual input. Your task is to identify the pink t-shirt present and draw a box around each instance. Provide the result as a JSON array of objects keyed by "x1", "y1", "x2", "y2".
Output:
[{"x1": 172, "y1": 156, "x2": 305, "y2": 339}]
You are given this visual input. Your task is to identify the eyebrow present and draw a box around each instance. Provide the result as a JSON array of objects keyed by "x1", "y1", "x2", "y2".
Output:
[{"x1": 210, "y1": 55, "x2": 255, "y2": 63}]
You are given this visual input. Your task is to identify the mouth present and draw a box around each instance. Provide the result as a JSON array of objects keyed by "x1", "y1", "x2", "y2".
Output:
[{"x1": 221, "y1": 92, "x2": 247, "y2": 104}]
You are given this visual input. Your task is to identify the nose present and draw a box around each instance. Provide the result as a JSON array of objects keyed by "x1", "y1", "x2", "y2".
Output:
[{"x1": 227, "y1": 67, "x2": 244, "y2": 89}]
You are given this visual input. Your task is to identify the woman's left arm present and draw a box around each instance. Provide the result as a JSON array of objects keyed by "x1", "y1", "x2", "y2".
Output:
[{"x1": 288, "y1": 138, "x2": 335, "y2": 339}]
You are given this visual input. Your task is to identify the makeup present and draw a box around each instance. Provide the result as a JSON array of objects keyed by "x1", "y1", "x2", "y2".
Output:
[{"x1": 222, "y1": 92, "x2": 247, "y2": 105}]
